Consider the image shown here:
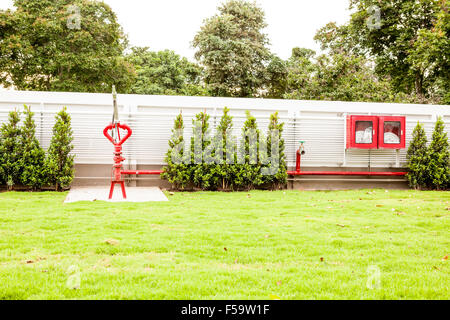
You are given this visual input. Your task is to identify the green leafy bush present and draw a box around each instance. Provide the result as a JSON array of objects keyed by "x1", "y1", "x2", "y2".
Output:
[
  {"x1": 0, "y1": 109, "x2": 23, "y2": 190},
  {"x1": 406, "y1": 122, "x2": 429, "y2": 189},
  {"x1": 44, "y1": 107, "x2": 75, "y2": 191},
  {"x1": 426, "y1": 117, "x2": 450, "y2": 190},
  {"x1": 19, "y1": 105, "x2": 46, "y2": 190}
]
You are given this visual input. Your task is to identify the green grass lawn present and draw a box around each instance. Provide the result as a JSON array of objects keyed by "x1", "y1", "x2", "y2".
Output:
[{"x1": 0, "y1": 189, "x2": 448, "y2": 300}]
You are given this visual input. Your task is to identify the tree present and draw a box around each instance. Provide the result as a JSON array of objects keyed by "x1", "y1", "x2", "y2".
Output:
[
  {"x1": 348, "y1": 0, "x2": 448, "y2": 102},
  {"x1": 406, "y1": 122, "x2": 429, "y2": 189},
  {"x1": 264, "y1": 55, "x2": 289, "y2": 99},
  {"x1": 20, "y1": 105, "x2": 46, "y2": 190},
  {"x1": 45, "y1": 107, "x2": 75, "y2": 191},
  {"x1": 126, "y1": 47, "x2": 208, "y2": 96},
  {"x1": 0, "y1": 110, "x2": 22, "y2": 190},
  {"x1": 192, "y1": 0, "x2": 271, "y2": 97},
  {"x1": 0, "y1": 0, "x2": 134, "y2": 92},
  {"x1": 427, "y1": 117, "x2": 450, "y2": 190},
  {"x1": 314, "y1": 22, "x2": 363, "y2": 57},
  {"x1": 409, "y1": 6, "x2": 450, "y2": 104}
]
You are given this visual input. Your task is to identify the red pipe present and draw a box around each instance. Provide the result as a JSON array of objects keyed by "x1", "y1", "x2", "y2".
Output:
[
  {"x1": 287, "y1": 171, "x2": 407, "y2": 176},
  {"x1": 121, "y1": 170, "x2": 163, "y2": 175},
  {"x1": 290, "y1": 142, "x2": 406, "y2": 176},
  {"x1": 123, "y1": 169, "x2": 406, "y2": 176}
]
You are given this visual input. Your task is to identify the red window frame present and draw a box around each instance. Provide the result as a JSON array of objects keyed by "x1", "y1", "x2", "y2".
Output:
[
  {"x1": 347, "y1": 115, "x2": 378, "y2": 149},
  {"x1": 378, "y1": 116, "x2": 406, "y2": 149}
]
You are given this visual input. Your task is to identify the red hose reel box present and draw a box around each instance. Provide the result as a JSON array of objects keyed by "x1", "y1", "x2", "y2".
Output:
[
  {"x1": 346, "y1": 115, "x2": 406, "y2": 149},
  {"x1": 378, "y1": 116, "x2": 406, "y2": 149}
]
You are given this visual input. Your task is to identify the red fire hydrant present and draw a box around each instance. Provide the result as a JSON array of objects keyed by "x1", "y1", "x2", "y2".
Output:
[{"x1": 103, "y1": 122, "x2": 132, "y2": 199}]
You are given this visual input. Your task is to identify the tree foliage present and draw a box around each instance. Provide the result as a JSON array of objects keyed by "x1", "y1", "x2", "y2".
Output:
[
  {"x1": 125, "y1": 47, "x2": 207, "y2": 96},
  {"x1": 348, "y1": 0, "x2": 449, "y2": 102},
  {"x1": 0, "y1": 0, "x2": 134, "y2": 92},
  {"x1": 193, "y1": 0, "x2": 271, "y2": 97},
  {"x1": 283, "y1": 47, "x2": 412, "y2": 103}
]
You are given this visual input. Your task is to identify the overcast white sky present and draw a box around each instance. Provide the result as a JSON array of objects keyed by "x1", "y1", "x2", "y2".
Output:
[{"x1": 1, "y1": 0, "x2": 352, "y2": 60}]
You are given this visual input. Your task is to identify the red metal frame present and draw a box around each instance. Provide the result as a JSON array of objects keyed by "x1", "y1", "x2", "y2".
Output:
[
  {"x1": 347, "y1": 115, "x2": 379, "y2": 149},
  {"x1": 378, "y1": 116, "x2": 406, "y2": 149}
]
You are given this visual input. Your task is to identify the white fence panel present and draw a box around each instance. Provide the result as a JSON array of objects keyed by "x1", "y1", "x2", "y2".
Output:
[{"x1": 0, "y1": 91, "x2": 449, "y2": 169}]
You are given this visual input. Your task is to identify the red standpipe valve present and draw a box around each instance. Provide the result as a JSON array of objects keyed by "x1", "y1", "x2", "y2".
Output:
[
  {"x1": 103, "y1": 122, "x2": 132, "y2": 199},
  {"x1": 295, "y1": 141, "x2": 305, "y2": 172}
]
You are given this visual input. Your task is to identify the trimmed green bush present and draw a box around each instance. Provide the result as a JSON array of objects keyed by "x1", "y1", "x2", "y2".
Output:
[
  {"x1": 161, "y1": 112, "x2": 191, "y2": 190},
  {"x1": 162, "y1": 109, "x2": 287, "y2": 191},
  {"x1": 191, "y1": 111, "x2": 217, "y2": 190},
  {"x1": 20, "y1": 105, "x2": 46, "y2": 190},
  {"x1": 235, "y1": 111, "x2": 264, "y2": 190},
  {"x1": 406, "y1": 122, "x2": 429, "y2": 189},
  {"x1": 407, "y1": 118, "x2": 450, "y2": 191},
  {"x1": 427, "y1": 117, "x2": 449, "y2": 190},
  {"x1": 45, "y1": 107, "x2": 75, "y2": 191},
  {"x1": 215, "y1": 107, "x2": 235, "y2": 190},
  {"x1": 0, "y1": 109, "x2": 22, "y2": 190},
  {"x1": 263, "y1": 112, "x2": 288, "y2": 189}
]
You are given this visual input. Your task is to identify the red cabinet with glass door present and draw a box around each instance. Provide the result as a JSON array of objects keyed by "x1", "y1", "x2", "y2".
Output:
[
  {"x1": 378, "y1": 116, "x2": 406, "y2": 149},
  {"x1": 347, "y1": 115, "x2": 378, "y2": 149}
]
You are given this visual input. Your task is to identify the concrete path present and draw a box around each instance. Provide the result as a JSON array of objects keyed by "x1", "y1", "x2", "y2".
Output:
[{"x1": 64, "y1": 186, "x2": 168, "y2": 203}]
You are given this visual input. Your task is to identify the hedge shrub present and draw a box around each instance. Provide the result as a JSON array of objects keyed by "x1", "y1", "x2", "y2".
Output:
[
  {"x1": 0, "y1": 109, "x2": 23, "y2": 190},
  {"x1": 427, "y1": 117, "x2": 450, "y2": 190},
  {"x1": 0, "y1": 105, "x2": 75, "y2": 191},
  {"x1": 161, "y1": 108, "x2": 288, "y2": 191},
  {"x1": 406, "y1": 122, "x2": 429, "y2": 189},
  {"x1": 20, "y1": 105, "x2": 46, "y2": 190},
  {"x1": 407, "y1": 118, "x2": 450, "y2": 190},
  {"x1": 45, "y1": 107, "x2": 75, "y2": 191}
]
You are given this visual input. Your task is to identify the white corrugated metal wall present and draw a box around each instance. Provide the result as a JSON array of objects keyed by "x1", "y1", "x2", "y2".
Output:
[{"x1": 0, "y1": 91, "x2": 448, "y2": 170}]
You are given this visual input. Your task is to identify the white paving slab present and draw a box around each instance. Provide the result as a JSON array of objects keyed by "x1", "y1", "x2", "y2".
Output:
[{"x1": 64, "y1": 186, "x2": 168, "y2": 203}]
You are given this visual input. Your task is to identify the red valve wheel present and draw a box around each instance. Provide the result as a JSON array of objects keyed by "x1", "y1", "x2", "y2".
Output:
[{"x1": 103, "y1": 122, "x2": 132, "y2": 146}]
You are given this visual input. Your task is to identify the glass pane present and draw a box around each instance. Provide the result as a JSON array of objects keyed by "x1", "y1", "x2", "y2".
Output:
[
  {"x1": 384, "y1": 121, "x2": 401, "y2": 144},
  {"x1": 355, "y1": 121, "x2": 373, "y2": 144}
]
